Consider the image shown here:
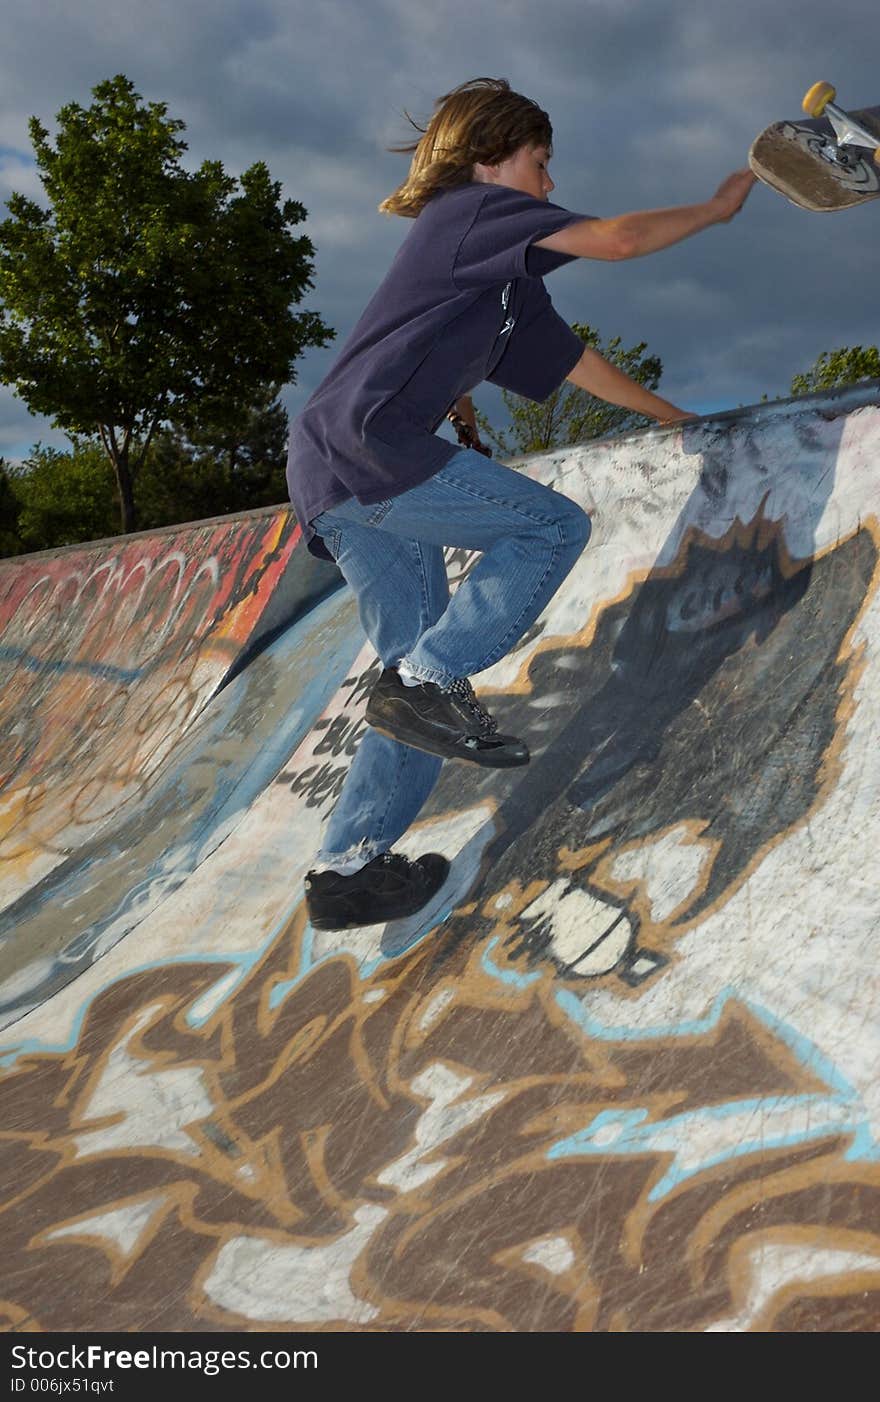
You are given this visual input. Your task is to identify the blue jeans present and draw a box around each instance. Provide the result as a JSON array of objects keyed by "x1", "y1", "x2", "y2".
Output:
[{"x1": 312, "y1": 449, "x2": 590, "y2": 867}]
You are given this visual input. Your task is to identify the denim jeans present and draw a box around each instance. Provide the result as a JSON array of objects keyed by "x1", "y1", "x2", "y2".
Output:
[{"x1": 311, "y1": 448, "x2": 590, "y2": 868}]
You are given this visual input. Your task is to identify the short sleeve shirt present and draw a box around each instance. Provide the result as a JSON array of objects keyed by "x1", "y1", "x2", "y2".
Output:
[{"x1": 286, "y1": 182, "x2": 592, "y2": 557}]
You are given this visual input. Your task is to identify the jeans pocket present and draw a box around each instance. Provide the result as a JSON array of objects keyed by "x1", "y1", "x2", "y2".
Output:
[
  {"x1": 320, "y1": 526, "x2": 342, "y2": 560},
  {"x1": 367, "y1": 500, "x2": 393, "y2": 527}
]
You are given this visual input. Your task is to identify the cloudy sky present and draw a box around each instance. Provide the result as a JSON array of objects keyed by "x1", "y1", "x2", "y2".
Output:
[{"x1": 0, "y1": 0, "x2": 877, "y2": 462}]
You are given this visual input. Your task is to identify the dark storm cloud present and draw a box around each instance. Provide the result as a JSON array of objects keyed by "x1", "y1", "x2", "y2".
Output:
[{"x1": 1, "y1": 0, "x2": 878, "y2": 458}]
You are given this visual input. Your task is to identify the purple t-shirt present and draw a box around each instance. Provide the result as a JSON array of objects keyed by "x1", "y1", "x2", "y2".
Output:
[{"x1": 287, "y1": 182, "x2": 591, "y2": 558}]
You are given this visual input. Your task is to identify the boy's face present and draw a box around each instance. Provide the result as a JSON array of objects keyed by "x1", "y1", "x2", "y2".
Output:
[{"x1": 473, "y1": 143, "x2": 555, "y2": 201}]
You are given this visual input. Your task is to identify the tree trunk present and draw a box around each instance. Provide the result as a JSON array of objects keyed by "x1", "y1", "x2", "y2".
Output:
[
  {"x1": 115, "y1": 450, "x2": 137, "y2": 533},
  {"x1": 99, "y1": 425, "x2": 137, "y2": 534}
]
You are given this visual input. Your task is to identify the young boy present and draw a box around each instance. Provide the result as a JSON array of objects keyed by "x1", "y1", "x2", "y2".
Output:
[{"x1": 287, "y1": 78, "x2": 755, "y2": 931}]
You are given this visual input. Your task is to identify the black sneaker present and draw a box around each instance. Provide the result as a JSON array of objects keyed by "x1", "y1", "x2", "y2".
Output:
[
  {"x1": 364, "y1": 668, "x2": 530, "y2": 768},
  {"x1": 305, "y1": 850, "x2": 451, "y2": 930}
]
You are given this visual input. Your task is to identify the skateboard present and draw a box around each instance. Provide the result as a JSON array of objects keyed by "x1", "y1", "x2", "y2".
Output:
[{"x1": 749, "y1": 82, "x2": 880, "y2": 212}]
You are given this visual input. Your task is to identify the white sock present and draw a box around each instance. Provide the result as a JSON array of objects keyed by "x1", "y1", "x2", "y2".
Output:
[
  {"x1": 312, "y1": 854, "x2": 373, "y2": 876},
  {"x1": 396, "y1": 662, "x2": 423, "y2": 687}
]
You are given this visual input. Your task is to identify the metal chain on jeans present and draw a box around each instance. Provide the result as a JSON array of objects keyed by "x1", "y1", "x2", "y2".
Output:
[{"x1": 444, "y1": 677, "x2": 499, "y2": 736}]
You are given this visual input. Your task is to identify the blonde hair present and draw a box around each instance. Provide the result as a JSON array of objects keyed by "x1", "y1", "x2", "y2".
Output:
[{"x1": 379, "y1": 77, "x2": 552, "y2": 218}]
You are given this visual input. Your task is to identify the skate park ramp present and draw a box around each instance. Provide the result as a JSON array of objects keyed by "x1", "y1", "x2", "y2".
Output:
[{"x1": 1, "y1": 383, "x2": 879, "y2": 1333}]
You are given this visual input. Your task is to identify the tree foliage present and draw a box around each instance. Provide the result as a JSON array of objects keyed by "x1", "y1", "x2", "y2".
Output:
[
  {"x1": 791, "y1": 345, "x2": 880, "y2": 397},
  {"x1": 137, "y1": 387, "x2": 291, "y2": 529},
  {"x1": 4, "y1": 442, "x2": 117, "y2": 553},
  {"x1": 0, "y1": 462, "x2": 25, "y2": 556},
  {"x1": 476, "y1": 323, "x2": 663, "y2": 457},
  {"x1": 0, "y1": 75, "x2": 333, "y2": 533},
  {"x1": 0, "y1": 389, "x2": 291, "y2": 557}
]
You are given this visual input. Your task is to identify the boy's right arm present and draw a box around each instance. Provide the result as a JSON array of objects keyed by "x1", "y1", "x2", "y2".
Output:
[{"x1": 537, "y1": 170, "x2": 756, "y2": 261}]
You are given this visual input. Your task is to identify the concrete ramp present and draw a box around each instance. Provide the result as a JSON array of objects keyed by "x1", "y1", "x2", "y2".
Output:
[
  {"x1": 0, "y1": 510, "x2": 347, "y2": 1022},
  {"x1": 1, "y1": 385, "x2": 879, "y2": 1332}
]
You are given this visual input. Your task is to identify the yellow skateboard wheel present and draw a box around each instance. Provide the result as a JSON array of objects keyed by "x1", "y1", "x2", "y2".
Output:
[{"x1": 803, "y1": 81, "x2": 836, "y2": 117}]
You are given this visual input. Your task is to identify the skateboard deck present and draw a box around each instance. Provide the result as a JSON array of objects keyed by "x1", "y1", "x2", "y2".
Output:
[{"x1": 750, "y1": 83, "x2": 880, "y2": 212}]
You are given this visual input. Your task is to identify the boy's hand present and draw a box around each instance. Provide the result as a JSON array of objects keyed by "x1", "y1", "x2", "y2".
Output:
[
  {"x1": 447, "y1": 410, "x2": 492, "y2": 456},
  {"x1": 710, "y1": 169, "x2": 757, "y2": 222}
]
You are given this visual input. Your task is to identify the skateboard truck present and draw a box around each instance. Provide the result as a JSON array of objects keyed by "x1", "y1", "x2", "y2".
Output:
[
  {"x1": 749, "y1": 85, "x2": 880, "y2": 211},
  {"x1": 802, "y1": 81, "x2": 880, "y2": 169}
]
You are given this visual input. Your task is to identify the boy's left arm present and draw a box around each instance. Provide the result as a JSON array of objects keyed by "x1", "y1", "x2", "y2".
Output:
[{"x1": 566, "y1": 348, "x2": 695, "y2": 423}]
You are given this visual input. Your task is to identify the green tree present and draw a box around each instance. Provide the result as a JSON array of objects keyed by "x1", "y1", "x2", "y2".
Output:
[
  {"x1": 791, "y1": 345, "x2": 880, "y2": 396},
  {"x1": 6, "y1": 441, "x2": 117, "y2": 553},
  {"x1": 0, "y1": 461, "x2": 25, "y2": 556},
  {"x1": 476, "y1": 323, "x2": 663, "y2": 457},
  {"x1": 137, "y1": 389, "x2": 291, "y2": 528},
  {"x1": 181, "y1": 383, "x2": 289, "y2": 504},
  {"x1": 0, "y1": 75, "x2": 333, "y2": 534},
  {"x1": 0, "y1": 387, "x2": 291, "y2": 558}
]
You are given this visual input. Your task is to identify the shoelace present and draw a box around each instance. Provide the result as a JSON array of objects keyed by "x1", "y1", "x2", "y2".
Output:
[
  {"x1": 375, "y1": 851, "x2": 432, "y2": 888},
  {"x1": 377, "y1": 852, "x2": 414, "y2": 873},
  {"x1": 443, "y1": 677, "x2": 499, "y2": 736}
]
